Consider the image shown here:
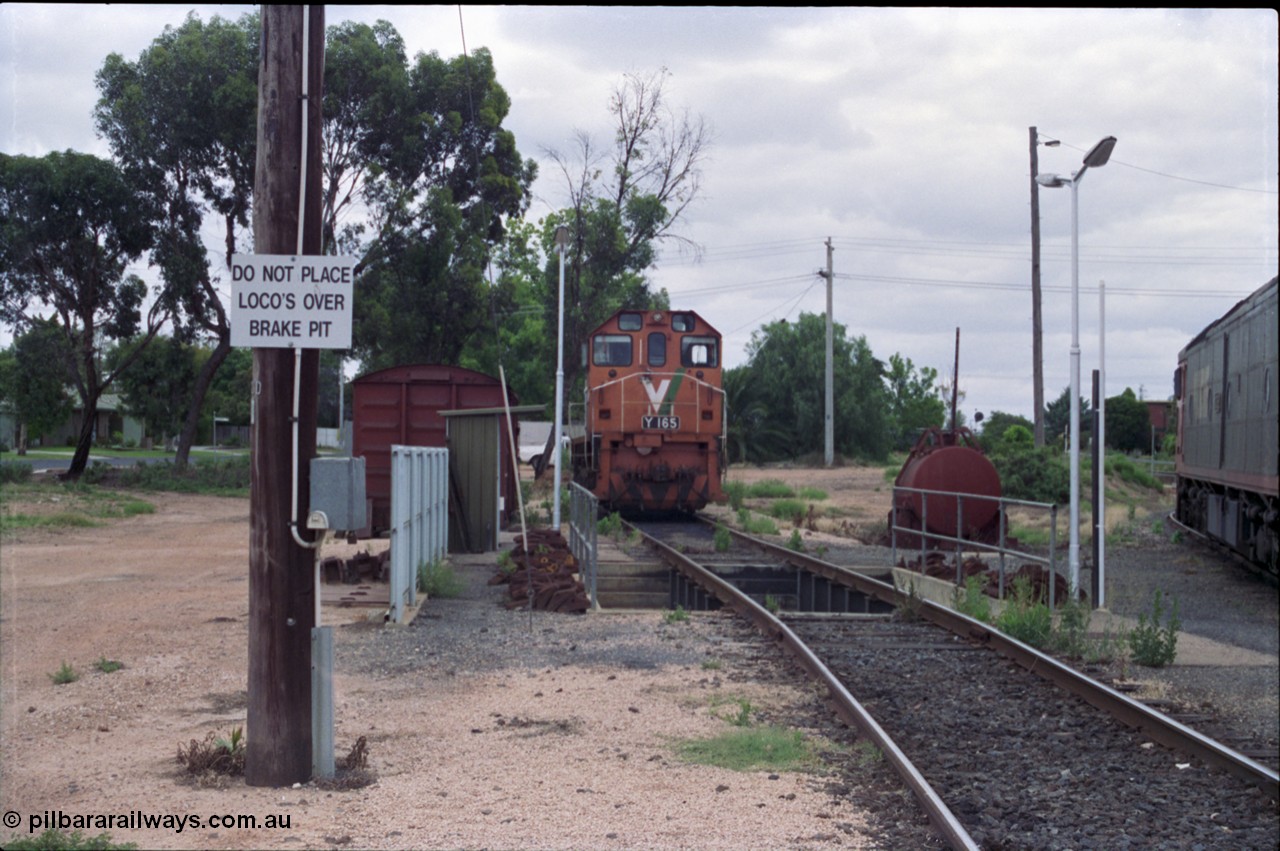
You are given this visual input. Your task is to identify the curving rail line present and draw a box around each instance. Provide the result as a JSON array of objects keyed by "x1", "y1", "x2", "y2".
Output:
[{"x1": 629, "y1": 517, "x2": 1279, "y2": 850}]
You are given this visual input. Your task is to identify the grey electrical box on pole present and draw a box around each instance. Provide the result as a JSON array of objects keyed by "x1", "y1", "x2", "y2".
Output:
[{"x1": 309, "y1": 457, "x2": 367, "y2": 532}]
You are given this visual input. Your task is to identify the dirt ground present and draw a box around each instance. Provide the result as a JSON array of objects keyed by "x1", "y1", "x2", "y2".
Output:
[
  {"x1": 0, "y1": 474, "x2": 886, "y2": 851},
  {"x1": 2, "y1": 461, "x2": 1262, "y2": 850}
]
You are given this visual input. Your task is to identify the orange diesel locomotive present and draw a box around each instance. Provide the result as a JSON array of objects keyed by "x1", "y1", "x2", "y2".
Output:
[{"x1": 571, "y1": 309, "x2": 726, "y2": 513}]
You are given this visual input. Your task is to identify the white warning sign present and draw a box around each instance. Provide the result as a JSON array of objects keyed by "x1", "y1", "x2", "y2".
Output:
[{"x1": 230, "y1": 254, "x2": 356, "y2": 349}]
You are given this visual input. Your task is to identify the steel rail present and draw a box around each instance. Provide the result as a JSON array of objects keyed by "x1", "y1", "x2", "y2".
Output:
[
  {"x1": 633, "y1": 523, "x2": 980, "y2": 851},
  {"x1": 705, "y1": 517, "x2": 1280, "y2": 799}
]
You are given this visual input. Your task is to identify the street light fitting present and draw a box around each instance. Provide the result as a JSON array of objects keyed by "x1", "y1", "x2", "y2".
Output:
[
  {"x1": 554, "y1": 225, "x2": 570, "y2": 251},
  {"x1": 1036, "y1": 173, "x2": 1069, "y2": 188},
  {"x1": 1082, "y1": 135, "x2": 1118, "y2": 169}
]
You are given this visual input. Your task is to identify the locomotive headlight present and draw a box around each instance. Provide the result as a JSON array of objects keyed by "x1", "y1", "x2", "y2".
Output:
[
  {"x1": 695, "y1": 370, "x2": 704, "y2": 380},
  {"x1": 651, "y1": 311, "x2": 663, "y2": 324},
  {"x1": 608, "y1": 369, "x2": 617, "y2": 378}
]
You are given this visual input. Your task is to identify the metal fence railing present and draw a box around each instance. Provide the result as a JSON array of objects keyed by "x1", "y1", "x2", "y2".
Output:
[
  {"x1": 569, "y1": 482, "x2": 599, "y2": 610},
  {"x1": 388, "y1": 445, "x2": 449, "y2": 623},
  {"x1": 890, "y1": 485, "x2": 1063, "y2": 609}
]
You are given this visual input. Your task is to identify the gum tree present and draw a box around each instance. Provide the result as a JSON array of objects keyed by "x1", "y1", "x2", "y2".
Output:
[{"x1": 0, "y1": 151, "x2": 162, "y2": 478}]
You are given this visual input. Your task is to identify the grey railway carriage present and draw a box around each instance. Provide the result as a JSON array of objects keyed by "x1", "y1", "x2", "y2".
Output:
[{"x1": 1174, "y1": 277, "x2": 1278, "y2": 575}]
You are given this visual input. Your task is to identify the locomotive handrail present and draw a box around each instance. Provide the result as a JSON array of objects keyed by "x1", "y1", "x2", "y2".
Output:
[{"x1": 891, "y1": 485, "x2": 1063, "y2": 608}]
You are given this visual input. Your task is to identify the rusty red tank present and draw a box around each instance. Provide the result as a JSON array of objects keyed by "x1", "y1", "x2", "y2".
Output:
[{"x1": 889, "y1": 426, "x2": 1003, "y2": 548}]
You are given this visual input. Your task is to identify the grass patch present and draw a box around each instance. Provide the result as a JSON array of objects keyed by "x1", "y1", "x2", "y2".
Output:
[
  {"x1": 1, "y1": 481, "x2": 157, "y2": 537},
  {"x1": 768, "y1": 498, "x2": 807, "y2": 523},
  {"x1": 49, "y1": 661, "x2": 79, "y2": 685},
  {"x1": 1, "y1": 459, "x2": 34, "y2": 484},
  {"x1": 663, "y1": 605, "x2": 690, "y2": 624},
  {"x1": 417, "y1": 559, "x2": 465, "y2": 598},
  {"x1": 82, "y1": 456, "x2": 250, "y2": 495},
  {"x1": 1, "y1": 829, "x2": 138, "y2": 850},
  {"x1": 994, "y1": 577, "x2": 1053, "y2": 647},
  {"x1": 94, "y1": 657, "x2": 124, "y2": 674},
  {"x1": 796, "y1": 486, "x2": 828, "y2": 501},
  {"x1": 746, "y1": 479, "x2": 794, "y2": 499},
  {"x1": 723, "y1": 480, "x2": 747, "y2": 510},
  {"x1": 674, "y1": 727, "x2": 816, "y2": 772},
  {"x1": 736, "y1": 509, "x2": 779, "y2": 536}
]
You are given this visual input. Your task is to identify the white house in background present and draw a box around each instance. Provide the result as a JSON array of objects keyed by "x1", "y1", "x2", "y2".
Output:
[{"x1": 519, "y1": 421, "x2": 552, "y2": 464}]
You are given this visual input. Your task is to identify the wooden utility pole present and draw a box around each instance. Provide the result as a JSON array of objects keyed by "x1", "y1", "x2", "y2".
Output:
[
  {"x1": 246, "y1": 4, "x2": 325, "y2": 788},
  {"x1": 1029, "y1": 126, "x2": 1046, "y2": 447}
]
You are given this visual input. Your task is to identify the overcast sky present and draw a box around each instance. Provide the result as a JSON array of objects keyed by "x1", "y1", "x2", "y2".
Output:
[{"x1": 3, "y1": 6, "x2": 1277, "y2": 423}]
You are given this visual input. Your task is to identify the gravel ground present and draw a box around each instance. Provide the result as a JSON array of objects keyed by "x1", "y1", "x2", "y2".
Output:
[{"x1": 812, "y1": 529, "x2": 1280, "y2": 767}]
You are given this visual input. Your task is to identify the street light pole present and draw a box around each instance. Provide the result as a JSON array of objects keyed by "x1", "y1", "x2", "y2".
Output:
[
  {"x1": 552, "y1": 225, "x2": 570, "y2": 531},
  {"x1": 1035, "y1": 135, "x2": 1117, "y2": 600}
]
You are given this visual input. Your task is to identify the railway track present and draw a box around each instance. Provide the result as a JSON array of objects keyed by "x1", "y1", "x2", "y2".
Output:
[{"x1": 630, "y1": 517, "x2": 1279, "y2": 850}]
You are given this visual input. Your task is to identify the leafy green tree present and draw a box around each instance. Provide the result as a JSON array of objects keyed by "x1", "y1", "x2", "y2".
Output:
[
  {"x1": 0, "y1": 318, "x2": 75, "y2": 448},
  {"x1": 321, "y1": 19, "x2": 410, "y2": 254},
  {"x1": 1044, "y1": 385, "x2": 1091, "y2": 447},
  {"x1": 1105, "y1": 387, "x2": 1151, "y2": 453},
  {"x1": 349, "y1": 44, "x2": 536, "y2": 371},
  {"x1": 108, "y1": 335, "x2": 199, "y2": 445},
  {"x1": 458, "y1": 218, "x2": 551, "y2": 409},
  {"x1": 94, "y1": 11, "x2": 259, "y2": 467},
  {"x1": 723, "y1": 364, "x2": 789, "y2": 464},
  {"x1": 543, "y1": 68, "x2": 709, "y2": 397},
  {"x1": 739, "y1": 313, "x2": 889, "y2": 461},
  {"x1": 883, "y1": 353, "x2": 945, "y2": 450},
  {"x1": 978, "y1": 410, "x2": 1035, "y2": 452},
  {"x1": 0, "y1": 151, "x2": 161, "y2": 478},
  {"x1": 203, "y1": 346, "x2": 254, "y2": 429}
]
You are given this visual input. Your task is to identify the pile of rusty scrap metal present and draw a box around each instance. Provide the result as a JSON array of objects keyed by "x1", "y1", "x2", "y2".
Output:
[
  {"x1": 489, "y1": 529, "x2": 589, "y2": 614},
  {"x1": 321, "y1": 549, "x2": 390, "y2": 585},
  {"x1": 899, "y1": 552, "x2": 1078, "y2": 604}
]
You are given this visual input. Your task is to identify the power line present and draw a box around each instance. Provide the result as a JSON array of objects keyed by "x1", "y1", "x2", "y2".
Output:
[{"x1": 1039, "y1": 132, "x2": 1278, "y2": 195}]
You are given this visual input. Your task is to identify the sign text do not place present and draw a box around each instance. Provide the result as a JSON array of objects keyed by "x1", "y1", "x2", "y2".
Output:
[{"x1": 230, "y1": 254, "x2": 356, "y2": 350}]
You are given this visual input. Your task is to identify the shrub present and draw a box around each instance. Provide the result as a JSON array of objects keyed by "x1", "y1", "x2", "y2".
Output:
[
  {"x1": 769, "y1": 498, "x2": 807, "y2": 523},
  {"x1": 1128, "y1": 589, "x2": 1180, "y2": 667},
  {"x1": 954, "y1": 575, "x2": 991, "y2": 623},
  {"x1": 417, "y1": 559, "x2": 465, "y2": 598},
  {"x1": 2, "y1": 829, "x2": 137, "y2": 850},
  {"x1": 1, "y1": 460, "x2": 33, "y2": 484},
  {"x1": 713, "y1": 524, "x2": 731, "y2": 552},
  {"x1": 990, "y1": 445, "x2": 1070, "y2": 504},
  {"x1": 786, "y1": 529, "x2": 805, "y2": 552},
  {"x1": 995, "y1": 577, "x2": 1052, "y2": 648},
  {"x1": 50, "y1": 661, "x2": 79, "y2": 685},
  {"x1": 177, "y1": 727, "x2": 245, "y2": 778},
  {"x1": 597, "y1": 511, "x2": 623, "y2": 538},
  {"x1": 723, "y1": 480, "x2": 746, "y2": 511}
]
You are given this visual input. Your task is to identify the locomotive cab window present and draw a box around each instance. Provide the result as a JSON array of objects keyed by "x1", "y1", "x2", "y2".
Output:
[
  {"x1": 647, "y1": 332, "x2": 667, "y2": 367},
  {"x1": 681, "y1": 336, "x2": 719, "y2": 367},
  {"x1": 672, "y1": 313, "x2": 696, "y2": 332},
  {"x1": 593, "y1": 334, "x2": 633, "y2": 366},
  {"x1": 617, "y1": 312, "x2": 643, "y2": 331}
]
